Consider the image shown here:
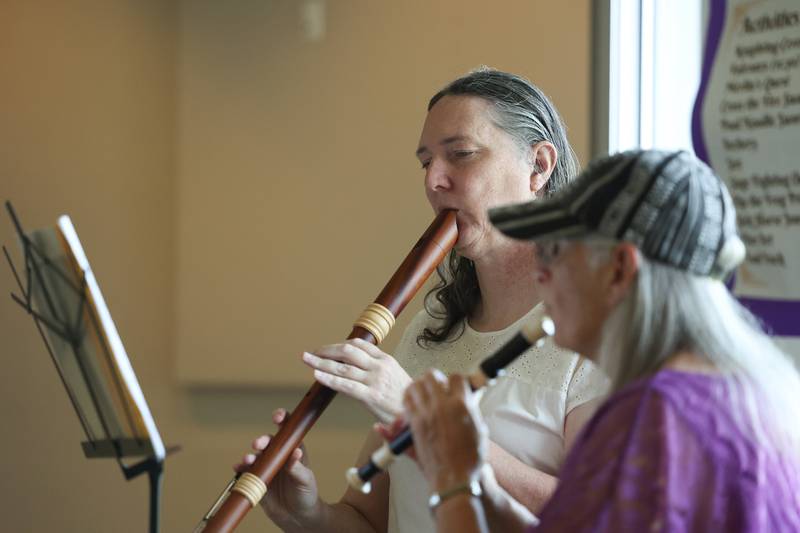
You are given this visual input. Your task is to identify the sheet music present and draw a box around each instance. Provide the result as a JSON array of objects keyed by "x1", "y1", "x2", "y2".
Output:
[{"x1": 26, "y1": 216, "x2": 164, "y2": 460}]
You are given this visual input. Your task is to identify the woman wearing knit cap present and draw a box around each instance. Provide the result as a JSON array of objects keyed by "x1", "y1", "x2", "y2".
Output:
[{"x1": 404, "y1": 150, "x2": 800, "y2": 532}]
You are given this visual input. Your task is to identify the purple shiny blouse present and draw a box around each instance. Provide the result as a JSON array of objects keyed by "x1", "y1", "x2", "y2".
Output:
[{"x1": 533, "y1": 370, "x2": 800, "y2": 532}]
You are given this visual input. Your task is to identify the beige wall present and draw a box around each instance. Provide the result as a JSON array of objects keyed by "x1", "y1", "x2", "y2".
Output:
[
  {"x1": 0, "y1": 1, "x2": 590, "y2": 531},
  {"x1": 176, "y1": 0, "x2": 592, "y2": 386},
  {"x1": 0, "y1": 1, "x2": 182, "y2": 530}
]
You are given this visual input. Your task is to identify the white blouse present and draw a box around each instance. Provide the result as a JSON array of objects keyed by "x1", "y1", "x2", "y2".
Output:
[{"x1": 387, "y1": 303, "x2": 609, "y2": 533}]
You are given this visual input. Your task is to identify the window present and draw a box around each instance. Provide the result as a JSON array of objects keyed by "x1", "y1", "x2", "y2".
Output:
[{"x1": 594, "y1": 0, "x2": 704, "y2": 155}]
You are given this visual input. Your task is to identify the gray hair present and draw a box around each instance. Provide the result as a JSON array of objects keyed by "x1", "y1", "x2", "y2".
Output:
[
  {"x1": 594, "y1": 244, "x2": 800, "y2": 453},
  {"x1": 428, "y1": 67, "x2": 579, "y2": 196}
]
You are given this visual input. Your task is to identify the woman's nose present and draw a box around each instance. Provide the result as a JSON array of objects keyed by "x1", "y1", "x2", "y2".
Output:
[{"x1": 424, "y1": 159, "x2": 451, "y2": 192}]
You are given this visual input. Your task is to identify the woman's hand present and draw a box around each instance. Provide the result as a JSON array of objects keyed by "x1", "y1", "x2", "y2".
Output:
[
  {"x1": 403, "y1": 370, "x2": 488, "y2": 493},
  {"x1": 374, "y1": 416, "x2": 417, "y2": 460},
  {"x1": 234, "y1": 408, "x2": 323, "y2": 530},
  {"x1": 302, "y1": 338, "x2": 412, "y2": 424}
]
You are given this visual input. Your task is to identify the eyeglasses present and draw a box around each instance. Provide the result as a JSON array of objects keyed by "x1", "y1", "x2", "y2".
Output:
[
  {"x1": 535, "y1": 238, "x2": 618, "y2": 267},
  {"x1": 535, "y1": 240, "x2": 564, "y2": 266}
]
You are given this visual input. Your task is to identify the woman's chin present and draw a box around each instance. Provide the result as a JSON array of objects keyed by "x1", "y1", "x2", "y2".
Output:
[
  {"x1": 451, "y1": 225, "x2": 485, "y2": 256},
  {"x1": 453, "y1": 238, "x2": 479, "y2": 259}
]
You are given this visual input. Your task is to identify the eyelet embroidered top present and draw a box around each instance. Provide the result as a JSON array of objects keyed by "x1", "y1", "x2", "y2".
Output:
[{"x1": 387, "y1": 303, "x2": 609, "y2": 533}]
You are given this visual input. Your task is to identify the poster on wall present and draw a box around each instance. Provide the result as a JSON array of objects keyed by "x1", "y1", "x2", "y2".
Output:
[{"x1": 693, "y1": 0, "x2": 800, "y2": 348}]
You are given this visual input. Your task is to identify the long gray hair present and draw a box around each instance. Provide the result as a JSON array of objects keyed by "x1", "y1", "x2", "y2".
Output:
[
  {"x1": 597, "y1": 247, "x2": 800, "y2": 453},
  {"x1": 419, "y1": 67, "x2": 579, "y2": 346}
]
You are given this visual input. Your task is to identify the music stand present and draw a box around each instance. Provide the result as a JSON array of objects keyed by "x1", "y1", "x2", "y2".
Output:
[{"x1": 2, "y1": 201, "x2": 176, "y2": 533}]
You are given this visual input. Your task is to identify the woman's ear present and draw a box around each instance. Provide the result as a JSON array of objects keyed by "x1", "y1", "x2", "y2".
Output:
[
  {"x1": 529, "y1": 141, "x2": 558, "y2": 196},
  {"x1": 605, "y1": 243, "x2": 640, "y2": 307}
]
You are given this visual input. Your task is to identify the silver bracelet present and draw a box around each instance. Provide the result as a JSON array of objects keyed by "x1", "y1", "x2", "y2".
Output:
[{"x1": 427, "y1": 479, "x2": 482, "y2": 514}]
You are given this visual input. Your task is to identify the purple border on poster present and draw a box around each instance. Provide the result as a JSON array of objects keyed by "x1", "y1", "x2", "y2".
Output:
[{"x1": 691, "y1": 0, "x2": 799, "y2": 336}]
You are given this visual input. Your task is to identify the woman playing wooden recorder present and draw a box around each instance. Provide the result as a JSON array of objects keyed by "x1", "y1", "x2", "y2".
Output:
[{"x1": 236, "y1": 68, "x2": 609, "y2": 533}]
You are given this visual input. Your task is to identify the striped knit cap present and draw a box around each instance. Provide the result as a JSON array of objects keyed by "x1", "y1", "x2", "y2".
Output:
[{"x1": 489, "y1": 150, "x2": 746, "y2": 279}]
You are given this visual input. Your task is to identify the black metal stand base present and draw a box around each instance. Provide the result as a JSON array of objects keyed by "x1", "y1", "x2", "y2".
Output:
[{"x1": 118, "y1": 455, "x2": 164, "y2": 533}]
